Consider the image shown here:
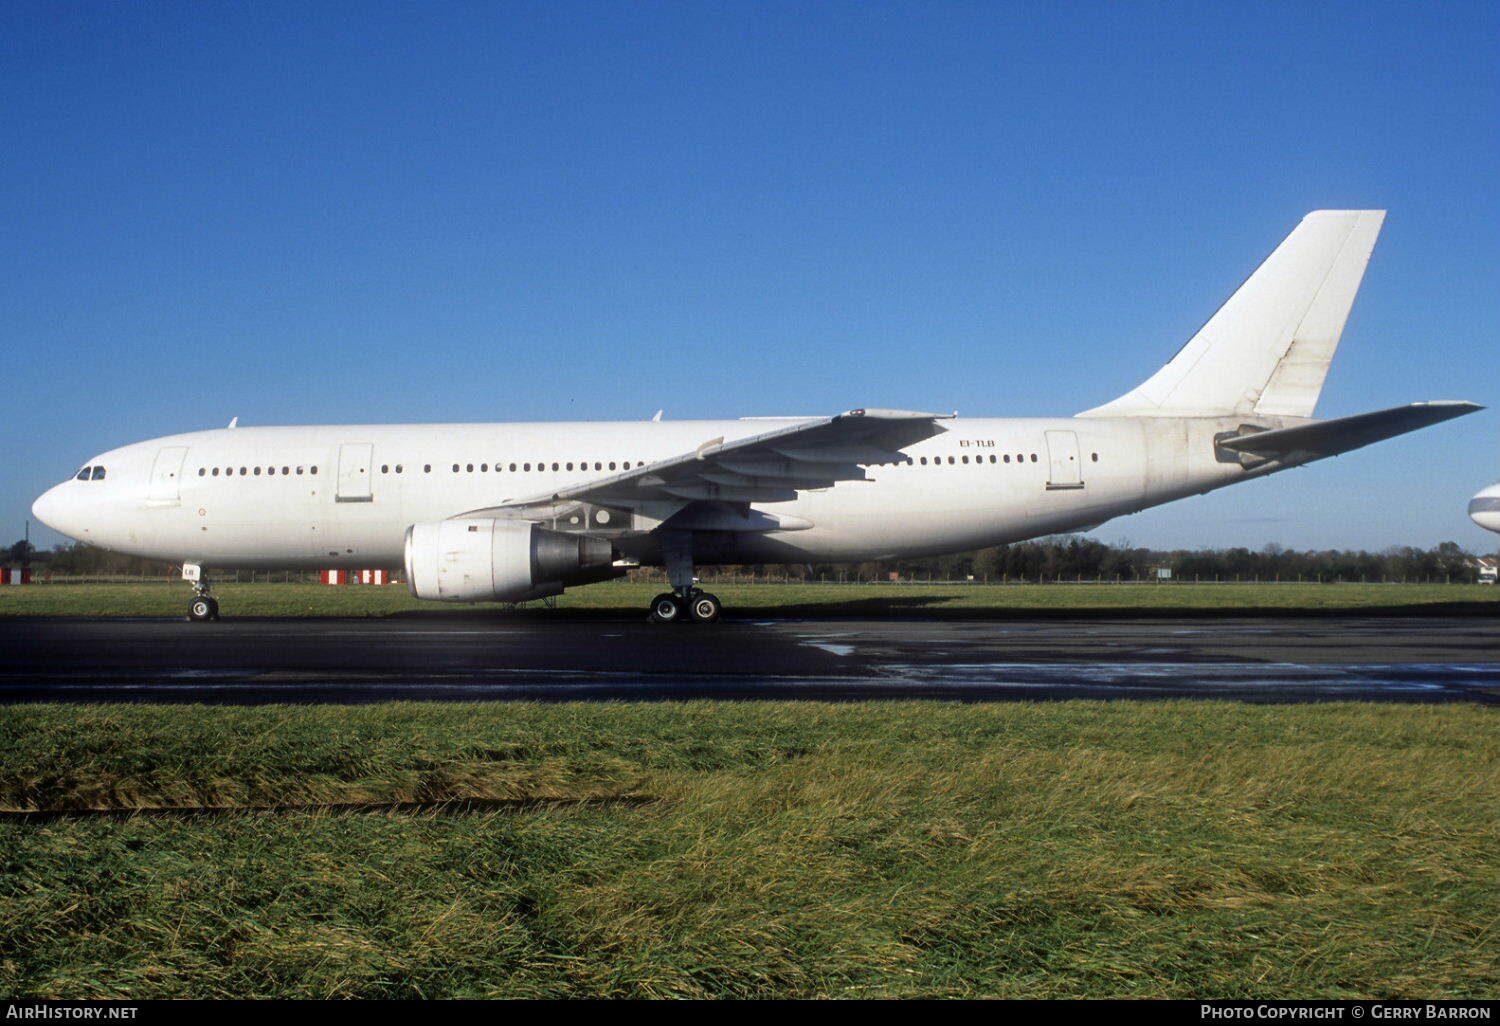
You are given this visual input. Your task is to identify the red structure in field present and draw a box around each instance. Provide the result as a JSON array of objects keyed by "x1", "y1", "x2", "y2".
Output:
[{"x1": 321, "y1": 569, "x2": 397, "y2": 585}]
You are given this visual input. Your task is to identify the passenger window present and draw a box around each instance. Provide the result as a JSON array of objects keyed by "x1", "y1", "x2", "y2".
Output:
[
  {"x1": 212, "y1": 468, "x2": 220, "y2": 476},
  {"x1": 508, "y1": 463, "x2": 517, "y2": 472},
  {"x1": 1031, "y1": 454, "x2": 1038, "y2": 463},
  {"x1": 608, "y1": 462, "x2": 616, "y2": 470},
  {"x1": 296, "y1": 467, "x2": 304, "y2": 475},
  {"x1": 283, "y1": 466, "x2": 290, "y2": 475},
  {"x1": 254, "y1": 467, "x2": 261, "y2": 476},
  {"x1": 947, "y1": 456, "x2": 955, "y2": 465},
  {"x1": 395, "y1": 465, "x2": 402, "y2": 474},
  {"x1": 919, "y1": 457, "x2": 927, "y2": 465},
  {"x1": 381, "y1": 465, "x2": 389, "y2": 474},
  {"x1": 1091, "y1": 452, "x2": 1099, "y2": 462},
  {"x1": 566, "y1": 462, "x2": 574, "y2": 471},
  {"x1": 551, "y1": 462, "x2": 559, "y2": 471},
  {"x1": 961, "y1": 455, "x2": 969, "y2": 464},
  {"x1": 198, "y1": 468, "x2": 206, "y2": 476},
  {"x1": 481, "y1": 463, "x2": 488, "y2": 472},
  {"x1": 310, "y1": 466, "x2": 318, "y2": 475},
  {"x1": 423, "y1": 465, "x2": 430, "y2": 473},
  {"x1": 267, "y1": 466, "x2": 276, "y2": 475}
]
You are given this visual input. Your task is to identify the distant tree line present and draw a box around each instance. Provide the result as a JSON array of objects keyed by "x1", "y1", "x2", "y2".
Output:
[
  {"x1": 9, "y1": 536, "x2": 1495, "y2": 584},
  {"x1": 20, "y1": 542, "x2": 178, "y2": 577},
  {"x1": 810, "y1": 536, "x2": 1493, "y2": 584}
]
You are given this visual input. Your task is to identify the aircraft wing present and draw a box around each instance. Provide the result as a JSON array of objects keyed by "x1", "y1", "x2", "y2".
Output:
[
  {"x1": 460, "y1": 408, "x2": 953, "y2": 526},
  {"x1": 1217, "y1": 401, "x2": 1482, "y2": 461}
]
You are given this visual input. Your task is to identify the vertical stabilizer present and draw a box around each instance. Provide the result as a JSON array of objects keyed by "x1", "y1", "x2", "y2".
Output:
[{"x1": 1079, "y1": 210, "x2": 1385, "y2": 418}]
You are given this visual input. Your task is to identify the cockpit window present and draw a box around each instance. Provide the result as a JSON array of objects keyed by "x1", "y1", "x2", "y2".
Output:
[
  {"x1": 90, "y1": 466, "x2": 106, "y2": 480},
  {"x1": 76, "y1": 467, "x2": 91, "y2": 481}
]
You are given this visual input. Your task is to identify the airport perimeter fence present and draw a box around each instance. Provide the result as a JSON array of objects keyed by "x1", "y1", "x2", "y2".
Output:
[
  {"x1": 667, "y1": 571, "x2": 1487, "y2": 586},
  {"x1": 12, "y1": 570, "x2": 1488, "y2": 586}
]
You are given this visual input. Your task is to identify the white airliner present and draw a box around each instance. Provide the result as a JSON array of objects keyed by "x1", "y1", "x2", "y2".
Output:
[
  {"x1": 1472, "y1": 483, "x2": 1500, "y2": 534},
  {"x1": 32, "y1": 210, "x2": 1481, "y2": 622}
]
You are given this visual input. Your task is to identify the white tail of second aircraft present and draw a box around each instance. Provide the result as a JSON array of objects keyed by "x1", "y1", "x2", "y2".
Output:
[{"x1": 1079, "y1": 210, "x2": 1386, "y2": 419}]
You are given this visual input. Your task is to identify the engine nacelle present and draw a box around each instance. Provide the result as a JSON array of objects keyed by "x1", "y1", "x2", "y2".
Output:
[{"x1": 404, "y1": 519, "x2": 618, "y2": 602}]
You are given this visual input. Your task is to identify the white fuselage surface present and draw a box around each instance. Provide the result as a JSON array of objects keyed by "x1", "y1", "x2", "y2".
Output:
[{"x1": 32, "y1": 414, "x2": 1274, "y2": 571}]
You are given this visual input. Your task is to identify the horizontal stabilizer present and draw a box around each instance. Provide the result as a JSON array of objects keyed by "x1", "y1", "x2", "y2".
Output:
[{"x1": 1218, "y1": 401, "x2": 1482, "y2": 460}]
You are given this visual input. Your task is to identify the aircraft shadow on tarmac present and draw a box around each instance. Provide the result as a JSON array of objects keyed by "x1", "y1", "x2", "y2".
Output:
[{"x1": 380, "y1": 596, "x2": 1500, "y2": 622}]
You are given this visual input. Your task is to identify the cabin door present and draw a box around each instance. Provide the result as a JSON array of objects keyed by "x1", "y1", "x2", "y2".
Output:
[
  {"x1": 146, "y1": 446, "x2": 188, "y2": 507},
  {"x1": 335, "y1": 443, "x2": 374, "y2": 503},
  {"x1": 1044, "y1": 430, "x2": 1085, "y2": 490}
]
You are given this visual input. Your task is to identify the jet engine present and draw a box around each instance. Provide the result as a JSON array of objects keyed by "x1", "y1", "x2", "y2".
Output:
[{"x1": 404, "y1": 519, "x2": 619, "y2": 602}]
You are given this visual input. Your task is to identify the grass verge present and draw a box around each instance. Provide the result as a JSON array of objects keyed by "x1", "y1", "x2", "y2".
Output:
[
  {"x1": 0, "y1": 701, "x2": 1495, "y2": 998},
  {"x1": 0, "y1": 580, "x2": 1497, "y2": 618}
]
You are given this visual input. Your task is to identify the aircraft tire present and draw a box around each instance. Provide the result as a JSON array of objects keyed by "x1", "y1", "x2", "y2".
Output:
[
  {"x1": 687, "y1": 592, "x2": 721, "y2": 623},
  {"x1": 648, "y1": 593, "x2": 686, "y2": 624}
]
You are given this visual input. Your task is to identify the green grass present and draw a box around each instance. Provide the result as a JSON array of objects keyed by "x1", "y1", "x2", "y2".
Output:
[
  {"x1": 1, "y1": 580, "x2": 1497, "y2": 618},
  {"x1": 1, "y1": 701, "x2": 1495, "y2": 998}
]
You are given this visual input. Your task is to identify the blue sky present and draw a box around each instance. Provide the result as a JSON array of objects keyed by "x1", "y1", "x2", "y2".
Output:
[{"x1": 3, "y1": 0, "x2": 1497, "y2": 553}]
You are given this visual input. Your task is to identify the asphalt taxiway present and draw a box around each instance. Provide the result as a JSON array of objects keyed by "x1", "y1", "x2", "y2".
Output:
[{"x1": 1, "y1": 615, "x2": 1496, "y2": 703}]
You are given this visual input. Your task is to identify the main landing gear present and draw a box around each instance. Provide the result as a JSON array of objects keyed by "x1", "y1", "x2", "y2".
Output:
[
  {"x1": 648, "y1": 588, "x2": 721, "y2": 624},
  {"x1": 647, "y1": 531, "x2": 721, "y2": 624},
  {"x1": 183, "y1": 563, "x2": 219, "y2": 622}
]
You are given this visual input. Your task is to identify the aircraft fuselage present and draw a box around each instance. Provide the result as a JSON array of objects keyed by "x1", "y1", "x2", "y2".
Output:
[{"x1": 32, "y1": 415, "x2": 1290, "y2": 571}]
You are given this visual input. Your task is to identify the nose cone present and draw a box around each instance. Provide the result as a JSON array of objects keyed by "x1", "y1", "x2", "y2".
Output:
[
  {"x1": 1470, "y1": 483, "x2": 1500, "y2": 535},
  {"x1": 32, "y1": 484, "x2": 80, "y2": 540}
]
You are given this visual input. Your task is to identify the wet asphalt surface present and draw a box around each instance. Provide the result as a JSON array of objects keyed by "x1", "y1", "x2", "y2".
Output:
[{"x1": 0, "y1": 615, "x2": 1496, "y2": 703}]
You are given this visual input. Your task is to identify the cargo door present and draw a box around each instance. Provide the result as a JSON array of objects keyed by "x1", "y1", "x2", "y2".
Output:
[
  {"x1": 146, "y1": 446, "x2": 189, "y2": 507},
  {"x1": 1044, "y1": 430, "x2": 1084, "y2": 490},
  {"x1": 335, "y1": 443, "x2": 374, "y2": 502}
]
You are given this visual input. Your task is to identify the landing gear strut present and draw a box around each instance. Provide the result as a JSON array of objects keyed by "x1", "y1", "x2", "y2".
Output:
[
  {"x1": 648, "y1": 531, "x2": 721, "y2": 624},
  {"x1": 183, "y1": 563, "x2": 219, "y2": 622}
]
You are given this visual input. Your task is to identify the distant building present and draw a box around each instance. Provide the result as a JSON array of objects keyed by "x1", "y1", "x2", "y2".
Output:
[{"x1": 1473, "y1": 557, "x2": 1498, "y2": 585}]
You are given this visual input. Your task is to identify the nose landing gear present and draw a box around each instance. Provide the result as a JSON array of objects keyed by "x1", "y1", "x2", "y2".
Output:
[
  {"x1": 183, "y1": 563, "x2": 220, "y2": 622},
  {"x1": 188, "y1": 594, "x2": 219, "y2": 621}
]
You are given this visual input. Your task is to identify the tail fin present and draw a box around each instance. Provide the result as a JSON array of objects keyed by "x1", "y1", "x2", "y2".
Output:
[{"x1": 1079, "y1": 210, "x2": 1386, "y2": 418}]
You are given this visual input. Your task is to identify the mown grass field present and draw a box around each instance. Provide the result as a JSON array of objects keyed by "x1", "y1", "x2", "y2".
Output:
[
  {"x1": 1, "y1": 580, "x2": 1497, "y2": 618},
  {"x1": 1, "y1": 701, "x2": 1495, "y2": 998}
]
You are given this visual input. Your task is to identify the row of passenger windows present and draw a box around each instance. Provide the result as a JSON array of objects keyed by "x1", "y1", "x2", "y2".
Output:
[
  {"x1": 920, "y1": 454, "x2": 1040, "y2": 466},
  {"x1": 188, "y1": 452, "x2": 1102, "y2": 480},
  {"x1": 74, "y1": 466, "x2": 106, "y2": 481},
  {"x1": 198, "y1": 466, "x2": 318, "y2": 477},
  {"x1": 910, "y1": 452, "x2": 1101, "y2": 466},
  {"x1": 380, "y1": 460, "x2": 650, "y2": 475}
]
